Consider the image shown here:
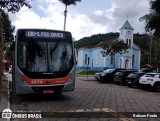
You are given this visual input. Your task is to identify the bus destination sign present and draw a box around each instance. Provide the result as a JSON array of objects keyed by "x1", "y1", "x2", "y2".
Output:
[{"x1": 25, "y1": 31, "x2": 65, "y2": 39}]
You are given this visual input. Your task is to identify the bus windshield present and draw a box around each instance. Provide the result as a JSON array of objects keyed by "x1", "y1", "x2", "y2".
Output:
[{"x1": 17, "y1": 39, "x2": 73, "y2": 73}]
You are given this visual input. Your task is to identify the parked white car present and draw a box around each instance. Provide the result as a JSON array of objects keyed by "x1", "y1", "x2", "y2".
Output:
[{"x1": 139, "y1": 73, "x2": 160, "y2": 91}]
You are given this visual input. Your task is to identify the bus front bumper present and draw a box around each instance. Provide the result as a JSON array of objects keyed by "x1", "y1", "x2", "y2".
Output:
[{"x1": 15, "y1": 80, "x2": 75, "y2": 94}]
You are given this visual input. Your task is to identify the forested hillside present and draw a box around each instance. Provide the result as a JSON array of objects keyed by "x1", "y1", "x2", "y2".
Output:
[
  {"x1": 75, "y1": 32, "x2": 119, "y2": 49},
  {"x1": 75, "y1": 32, "x2": 149, "y2": 49}
]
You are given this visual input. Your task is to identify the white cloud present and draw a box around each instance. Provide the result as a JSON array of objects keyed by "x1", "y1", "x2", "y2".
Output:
[
  {"x1": 94, "y1": 10, "x2": 104, "y2": 16},
  {"x1": 9, "y1": 0, "x2": 150, "y2": 40},
  {"x1": 67, "y1": 14, "x2": 106, "y2": 38}
]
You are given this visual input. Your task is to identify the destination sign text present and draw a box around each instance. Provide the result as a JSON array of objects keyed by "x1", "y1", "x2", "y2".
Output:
[{"x1": 25, "y1": 31, "x2": 65, "y2": 39}]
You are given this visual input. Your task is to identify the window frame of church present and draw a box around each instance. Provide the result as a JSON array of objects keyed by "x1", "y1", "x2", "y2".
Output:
[
  {"x1": 126, "y1": 39, "x2": 128, "y2": 45},
  {"x1": 84, "y1": 54, "x2": 88, "y2": 64},
  {"x1": 132, "y1": 55, "x2": 135, "y2": 66},
  {"x1": 125, "y1": 59, "x2": 129, "y2": 69},
  {"x1": 110, "y1": 54, "x2": 115, "y2": 64},
  {"x1": 129, "y1": 39, "x2": 131, "y2": 46}
]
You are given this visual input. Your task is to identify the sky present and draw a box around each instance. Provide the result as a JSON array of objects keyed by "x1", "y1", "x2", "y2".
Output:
[{"x1": 9, "y1": 0, "x2": 150, "y2": 40}]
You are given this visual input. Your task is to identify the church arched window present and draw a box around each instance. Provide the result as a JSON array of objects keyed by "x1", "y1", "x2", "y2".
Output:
[
  {"x1": 110, "y1": 54, "x2": 114, "y2": 64},
  {"x1": 126, "y1": 39, "x2": 128, "y2": 45},
  {"x1": 84, "y1": 54, "x2": 88, "y2": 64},
  {"x1": 125, "y1": 59, "x2": 129, "y2": 69},
  {"x1": 132, "y1": 55, "x2": 135, "y2": 66},
  {"x1": 129, "y1": 39, "x2": 131, "y2": 46}
]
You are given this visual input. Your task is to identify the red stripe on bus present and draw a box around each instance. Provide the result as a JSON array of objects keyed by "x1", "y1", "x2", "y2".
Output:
[{"x1": 22, "y1": 74, "x2": 71, "y2": 85}]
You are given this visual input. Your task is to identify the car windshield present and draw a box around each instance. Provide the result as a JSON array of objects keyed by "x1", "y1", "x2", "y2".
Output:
[
  {"x1": 139, "y1": 68, "x2": 152, "y2": 73},
  {"x1": 115, "y1": 72, "x2": 123, "y2": 76},
  {"x1": 143, "y1": 74, "x2": 155, "y2": 77},
  {"x1": 128, "y1": 73, "x2": 138, "y2": 78},
  {"x1": 103, "y1": 69, "x2": 114, "y2": 73}
]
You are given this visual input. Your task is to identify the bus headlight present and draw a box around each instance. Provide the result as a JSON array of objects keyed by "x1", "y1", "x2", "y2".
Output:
[{"x1": 67, "y1": 74, "x2": 73, "y2": 83}]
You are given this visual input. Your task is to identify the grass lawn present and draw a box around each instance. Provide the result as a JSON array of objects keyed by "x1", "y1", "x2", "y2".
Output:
[{"x1": 76, "y1": 70, "x2": 101, "y2": 75}]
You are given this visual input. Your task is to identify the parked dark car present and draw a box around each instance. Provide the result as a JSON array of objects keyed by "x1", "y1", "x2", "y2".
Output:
[
  {"x1": 95, "y1": 68, "x2": 126, "y2": 82},
  {"x1": 95, "y1": 69, "x2": 114, "y2": 82},
  {"x1": 126, "y1": 72, "x2": 146, "y2": 87},
  {"x1": 113, "y1": 70, "x2": 137, "y2": 85}
]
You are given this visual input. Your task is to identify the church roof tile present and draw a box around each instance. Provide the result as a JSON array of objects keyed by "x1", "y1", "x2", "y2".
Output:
[{"x1": 120, "y1": 20, "x2": 134, "y2": 30}]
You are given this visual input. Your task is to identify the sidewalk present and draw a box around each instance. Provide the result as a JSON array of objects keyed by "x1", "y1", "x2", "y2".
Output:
[{"x1": 0, "y1": 72, "x2": 10, "y2": 112}]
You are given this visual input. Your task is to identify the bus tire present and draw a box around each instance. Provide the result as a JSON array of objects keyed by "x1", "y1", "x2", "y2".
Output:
[
  {"x1": 54, "y1": 91, "x2": 62, "y2": 96},
  {"x1": 116, "y1": 82, "x2": 120, "y2": 85},
  {"x1": 12, "y1": 80, "x2": 16, "y2": 95}
]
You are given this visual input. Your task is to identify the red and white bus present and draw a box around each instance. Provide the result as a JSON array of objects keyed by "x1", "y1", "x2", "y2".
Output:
[{"x1": 12, "y1": 29, "x2": 76, "y2": 95}]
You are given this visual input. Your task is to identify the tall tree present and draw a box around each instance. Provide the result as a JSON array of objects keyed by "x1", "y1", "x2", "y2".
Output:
[
  {"x1": 151, "y1": 37, "x2": 160, "y2": 69},
  {"x1": 140, "y1": 0, "x2": 160, "y2": 37},
  {"x1": 100, "y1": 40, "x2": 129, "y2": 68},
  {"x1": 59, "y1": 0, "x2": 81, "y2": 31},
  {"x1": 101, "y1": 40, "x2": 129, "y2": 56},
  {"x1": 2, "y1": 10, "x2": 15, "y2": 63},
  {"x1": 139, "y1": 0, "x2": 160, "y2": 69},
  {"x1": 0, "y1": 0, "x2": 31, "y2": 93},
  {"x1": 2, "y1": 10, "x2": 14, "y2": 44}
]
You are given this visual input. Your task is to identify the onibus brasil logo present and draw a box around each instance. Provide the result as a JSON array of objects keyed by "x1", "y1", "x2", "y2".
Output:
[
  {"x1": 2, "y1": 109, "x2": 42, "y2": 119},
  {"x1": 2, "y1": 109, "x2": 12, "y2": 119}
]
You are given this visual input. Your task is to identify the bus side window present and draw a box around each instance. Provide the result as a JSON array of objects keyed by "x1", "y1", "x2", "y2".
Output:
[
  {"x1": 17, "y1": 43, "x2": 26, "y2": 68},
  {"x1": 23, "y1": 44, "x2": 27, "y2": 67}
]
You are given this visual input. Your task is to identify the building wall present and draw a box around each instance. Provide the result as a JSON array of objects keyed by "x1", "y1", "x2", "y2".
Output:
[
  {"x1": 77, "y1": 48, "x2": 91, "y2": 70},
  {"x1": 132, "y1": 49, "x2": 141, "y2": 70},
  {"x1": 77, "y1": 47, "x2": 140, "y2": 71},
  {"x1": 91, "y1": 47, "x2": 103, "y2": 70},
  {"x1": 77, "y1": 49, "x2": 83, "y2": 68}
]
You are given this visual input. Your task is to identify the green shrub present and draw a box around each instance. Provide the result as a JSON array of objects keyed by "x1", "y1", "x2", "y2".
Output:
[{"x1": 76, "y1": 70, "x2": 101, "y2": 75}]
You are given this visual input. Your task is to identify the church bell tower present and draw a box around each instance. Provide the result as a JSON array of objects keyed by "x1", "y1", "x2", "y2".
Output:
[{"x1": 119, "y1": 20, "x2": 134, "y2": 47}]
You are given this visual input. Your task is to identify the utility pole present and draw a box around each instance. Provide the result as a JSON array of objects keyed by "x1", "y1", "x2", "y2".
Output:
[
  {"x1": 149, "y1": 31, "x2": 153, "y2": 71},
  {"x1": 87, "y1": 57, "x2": 89, "y2": 80},
  {"x1": 63, "y1": 5, "x2": 67, "y2": 31}
]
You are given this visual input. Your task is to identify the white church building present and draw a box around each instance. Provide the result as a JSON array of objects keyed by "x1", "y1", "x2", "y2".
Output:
[{"x1": 77, "y1": 20, "x2": 141, "y2": 70}]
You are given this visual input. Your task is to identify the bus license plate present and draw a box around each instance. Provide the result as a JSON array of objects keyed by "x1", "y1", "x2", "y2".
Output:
[{"x1": 43, "y1": 90, "x2": 54, "y2": 94}]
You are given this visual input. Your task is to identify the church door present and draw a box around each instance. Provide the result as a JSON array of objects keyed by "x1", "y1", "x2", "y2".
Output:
[{"x1": 125, "y1": 59, "x2": 129, "y2": 69}]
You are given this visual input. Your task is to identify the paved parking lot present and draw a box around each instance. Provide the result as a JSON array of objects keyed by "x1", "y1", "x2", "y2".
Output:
[
  {"x1": 8, "y1": 75, "x2": 160, "y2": 121},
  {"x1": 77, "y1": 76, "x2": 160, "y2": 112},
  {"x1": 1, "y1": 74, "x2": 160, "y2": 121}
]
